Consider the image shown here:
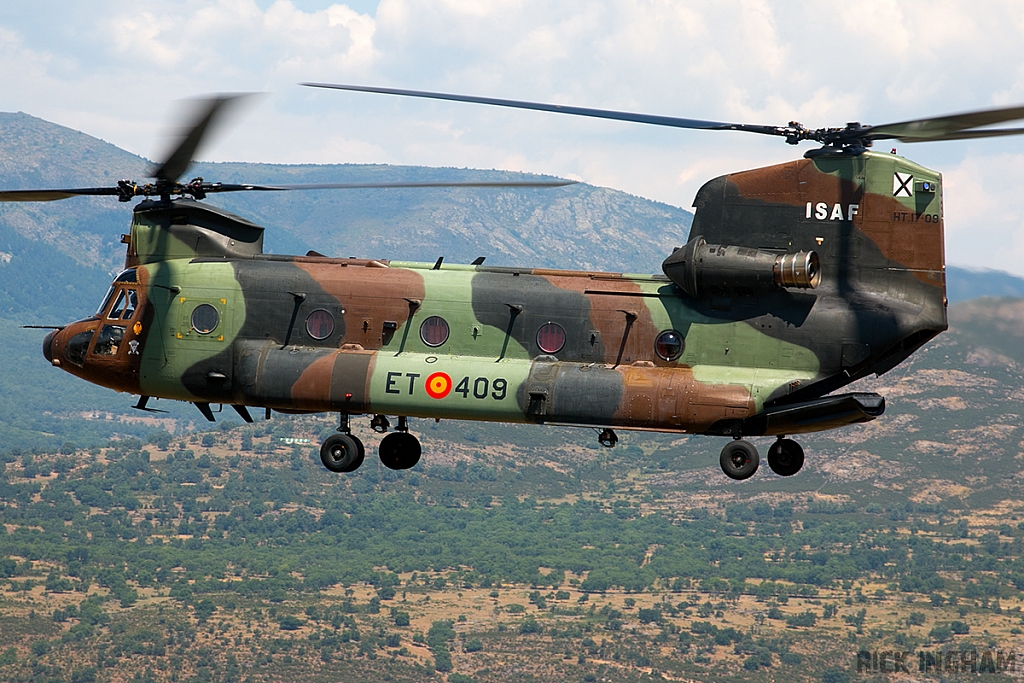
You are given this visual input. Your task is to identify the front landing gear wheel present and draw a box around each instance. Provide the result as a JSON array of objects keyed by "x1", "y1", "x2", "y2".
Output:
[
  {"x1": 379, "y1": 432, "x2": 421, "y2": 470},
  {"x1": 720, "y1": 440, "x2": 759, "y2": 480},
  {"x1": 320, "y1": 433, "x2": 365, "y2": 473},
  {"x1": 767, "y1": 438, "x2": 804, "y2": 476}
]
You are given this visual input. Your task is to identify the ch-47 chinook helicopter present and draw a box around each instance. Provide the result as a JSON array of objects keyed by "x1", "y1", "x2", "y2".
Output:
[{"x1": 8, "y1": 89, "x2": 1024, "y2": 481}]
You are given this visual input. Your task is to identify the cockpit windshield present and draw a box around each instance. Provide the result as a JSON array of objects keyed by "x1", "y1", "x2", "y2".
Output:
[{"x1": 95, "y1": 285, "x2": 116, "y2": 317}]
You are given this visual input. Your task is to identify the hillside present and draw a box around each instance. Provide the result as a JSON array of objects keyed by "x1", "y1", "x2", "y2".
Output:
[
  {"x1": 7, "y1": 113, "x2": 1024, "y2": 682},
  {"x1": 4, "y1": 300, "x2": 1024, "y2": 682}
]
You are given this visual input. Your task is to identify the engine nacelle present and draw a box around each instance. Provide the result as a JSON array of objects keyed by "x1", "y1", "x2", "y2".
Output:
[{"x1": 662, "y1": 235, "x2": 820, "y2": 299}]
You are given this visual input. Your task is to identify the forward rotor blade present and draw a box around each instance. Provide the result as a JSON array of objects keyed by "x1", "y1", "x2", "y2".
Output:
[
  {"x1": 0, "y1": 187, "x2": 121, "y2": 202},
  {"x1": 152, "y1": 94, "x2": 253, "y2": 183},
  {"x1": 866, "y1": 103, "x2": 1024, "y2": 141},
  {"x1": 208, "y1": 179, "x2": 577, "y2": 193},
  {"x1": 303, "y1": 82, "x2": 785, "y2": 137}
]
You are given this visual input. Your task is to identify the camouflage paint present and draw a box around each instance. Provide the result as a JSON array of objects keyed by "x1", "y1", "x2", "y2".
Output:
[{"x1": 45, "y1": 149, "x2": 946, "y2": 437}]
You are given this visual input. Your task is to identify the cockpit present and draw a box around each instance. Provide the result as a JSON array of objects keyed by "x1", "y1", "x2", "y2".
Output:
[{"x1": 44, "y1": 269, "x2": 146, "y2": 394}]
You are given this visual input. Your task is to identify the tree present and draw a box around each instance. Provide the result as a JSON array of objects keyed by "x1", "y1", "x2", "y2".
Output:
[
  {"x1": 929, "y1": 624, "x2": 953, "y2": 642},
  {"x1": 194, "y1": 599, "x2": 216, "y2": 623},
  {"x1": 638, "y1": 607, "x2": 662, "y2": 624},
  {"x1": 278, "y1": 615, "x2": 303, "y2": 631},
  {"x1": 433, "y1": 650, "x2": 453, "y2": 672},
  {"x1": 519, "y1": 617, "x2": 542, "y2": 634},
  {"x1": 950, "y1": 621, "x2": 970, "y2": 635},
  {"x1": 147, "y1": 432, "x2": 172, "y2": 451}
]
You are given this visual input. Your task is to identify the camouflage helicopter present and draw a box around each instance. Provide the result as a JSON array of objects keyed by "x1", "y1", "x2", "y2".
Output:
[{"x1": 8, "y1": 90, "x2": 1024, "y2": 481}]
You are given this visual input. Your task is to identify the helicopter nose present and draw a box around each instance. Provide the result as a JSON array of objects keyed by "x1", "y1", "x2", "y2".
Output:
[{"x1": 42, "y1": 329, "x2": 55, "y2": 364}]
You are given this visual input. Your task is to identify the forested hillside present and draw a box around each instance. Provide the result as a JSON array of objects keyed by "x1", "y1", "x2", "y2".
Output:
[{"x1": 6, "y1": 112, "x2": 1024, "y2": 683}]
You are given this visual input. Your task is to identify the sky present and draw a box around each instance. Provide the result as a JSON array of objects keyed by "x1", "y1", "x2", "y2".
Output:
[{"x1": 2, "y1": 1, "x2": 1024, "y2": 273}]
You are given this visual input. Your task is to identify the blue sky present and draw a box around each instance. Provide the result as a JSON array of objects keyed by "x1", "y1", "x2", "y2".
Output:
[{"x1": 2, "y1": 1, "x2": 1024, "y2": 273}]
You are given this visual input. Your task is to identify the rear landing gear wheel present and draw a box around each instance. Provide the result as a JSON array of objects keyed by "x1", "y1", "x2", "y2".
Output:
[
  {"x1": 767, "y1": 438, "x2": 804, "y2": 476},
  {"x1": 320, "y1": 433, "x2": 365, "y2": 473},
  {"x1": 720, "y1": 440, "x2": 759, "y2": 480},
  {"x1": 379, "y1": 432, "x2": 421, "y2": 470}
]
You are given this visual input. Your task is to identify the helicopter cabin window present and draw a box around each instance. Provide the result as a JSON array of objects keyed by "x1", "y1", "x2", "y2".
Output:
[
  {"x1": 420, "y1": 316, "x2": 449, "y2": 347},
  {"x1": 121, "y1": 289, "x2": 138, "y2": 319},
  {"x1": 108, "y1": 289, "x2": 138, "y2": 320},
  {"x1": 536, "y1": 322, "x2": 566, "y2": 354},
  {"x1": 93, "y1": 325, "x2": 125, "y2": 356},
  {"x1": 64, "y1": 330, "x2": 94, "y2": 366},
  {"x1": 191, "y1": 304, "x2": 220, "y2": 335},
  {"x1": 305, "y1": 309, "x2": 335, "y2": 340},
  {"x1": 115, "y1": 268, "x2": 137, "y2": 283},
  {"x1": 655, "y1": 330, "x2": 684, "y2": 361},
  {"x1": 93, "y1": 269, "x2": 137, "y2": 318}
]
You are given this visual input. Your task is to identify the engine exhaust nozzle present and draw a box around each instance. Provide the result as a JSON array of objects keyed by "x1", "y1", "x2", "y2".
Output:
[{"x1": 663, "y1": 236, "x2": 821, "y2": 299}]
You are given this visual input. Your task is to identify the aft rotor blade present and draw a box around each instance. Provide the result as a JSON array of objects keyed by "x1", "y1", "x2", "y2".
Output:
[
  {"x1": 302, "y1": 82, "x2": 787, "y2": 137},
  {"x1": 208, "y1": 179, "x2": 577, "y2": 193},
  {"x1": 866, "y1": 103, "x2": 1024, "y2": 141},
  {"x1": 152, "y1": 94, "x2": 253, "y2": 183},
  {"x1": 908, "y1": 126, "x2": 1024, "y2": 142},
  {"x1": 0, "y1": 187, "x2": 121, "y2": 202}
]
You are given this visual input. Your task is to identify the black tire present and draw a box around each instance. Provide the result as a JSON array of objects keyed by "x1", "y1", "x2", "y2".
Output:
[
  {"x1": 767, "y1": 438, "x2": 804, "y2": 477},
  {"x1": 379, "y1": 432, "x2": 422, "y2": 470},
  {"x1": 720, "y1": 440, "x2": 759, "y2": 480},
  {"x1": 320, "y1": 433, "x2": 364, "y2": 473}
]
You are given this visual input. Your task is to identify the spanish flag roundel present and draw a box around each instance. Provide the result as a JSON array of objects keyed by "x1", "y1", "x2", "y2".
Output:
[{"x1": 425, "y1": 372, "x2": 453, "y2": 399}]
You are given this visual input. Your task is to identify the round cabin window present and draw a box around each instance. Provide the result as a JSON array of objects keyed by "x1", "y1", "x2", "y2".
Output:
[
  {"x1": 655, "y1": 330, "x2": 684, "y2": 361},
  {"x1": 305, "y1": 309, "x2": 335, "y2": 340},
  {"x1": 419, "y1": 316, "x2": 450, "y2": 347},
  {"x1": 536, "y1": 322, "x2": 566, "y2": 354},
  {"x1": 191, "y1": 304, "x2": 220, "y2": 335}
]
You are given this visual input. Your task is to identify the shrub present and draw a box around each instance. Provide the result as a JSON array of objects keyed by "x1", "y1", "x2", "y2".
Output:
[{"x1": 278, "y1": 616, "x2": 303, "y2": 631}]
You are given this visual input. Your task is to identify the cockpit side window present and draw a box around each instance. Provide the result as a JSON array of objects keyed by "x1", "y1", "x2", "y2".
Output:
[
  {"x1": 109, "y1": 291, "x2": 128, "y2": 319},
  {"x1": 93, "y1": 325, "x2": 125, "y2": 356},
  {"x1": 106, "y1": 288, "x2": 139, "y2": 320},
  {"x1": 96, "y1": 269, "x2": 138, "y2": 319},
  {"x1": 122, "y1": 289, "x2": 138, "y2": 319}
]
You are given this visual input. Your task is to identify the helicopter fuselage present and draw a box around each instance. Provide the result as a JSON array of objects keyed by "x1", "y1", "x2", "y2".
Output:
[{"x1": 44, "y1": 149, "x2": 946, "y2": 447}]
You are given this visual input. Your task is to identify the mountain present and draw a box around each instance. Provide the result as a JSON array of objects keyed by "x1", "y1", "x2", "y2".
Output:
[{"x1": 946, "y1": 265, "x2": 1024, "y2": 303}]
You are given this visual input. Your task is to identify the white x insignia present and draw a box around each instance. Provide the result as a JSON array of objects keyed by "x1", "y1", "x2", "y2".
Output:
[{"x1": 893, "y1": 172, "x2": 914, "y2": 197}]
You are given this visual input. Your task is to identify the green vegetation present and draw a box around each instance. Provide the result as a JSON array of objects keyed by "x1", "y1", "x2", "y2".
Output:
[
  {"x1": 0, "y1": 397, "x2": 1023, "y2": 682},
  {"x1": 7, "y1": 111, "x2": 1024, "y2": 681}
]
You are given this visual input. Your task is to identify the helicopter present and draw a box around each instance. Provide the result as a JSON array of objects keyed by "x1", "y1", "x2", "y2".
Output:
[{"x1": 8, "y1": 89, "x2": 1024, "y2": 480}]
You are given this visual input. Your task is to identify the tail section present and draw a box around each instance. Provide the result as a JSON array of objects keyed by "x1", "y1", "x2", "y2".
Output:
[{"x1": 684, "y1": 150, "x2": 946, "y2": 398}]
